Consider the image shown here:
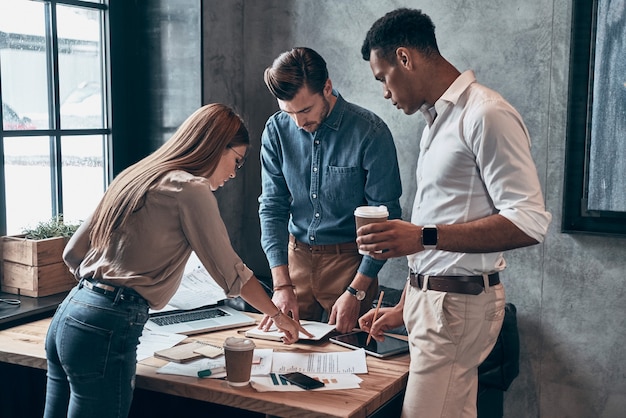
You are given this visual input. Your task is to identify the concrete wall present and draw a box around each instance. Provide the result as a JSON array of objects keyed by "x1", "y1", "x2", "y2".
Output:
[{"x1": 203, "y1": 1, "x2": 626, "y2": 416}]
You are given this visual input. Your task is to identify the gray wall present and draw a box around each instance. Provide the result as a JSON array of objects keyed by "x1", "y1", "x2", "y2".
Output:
[{"x1": 203, "y1": 1, "x2": 626, "y2": 416}]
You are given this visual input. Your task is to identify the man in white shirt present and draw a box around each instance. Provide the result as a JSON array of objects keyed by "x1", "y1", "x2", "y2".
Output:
[{"x1": 356, "y1": 8, "x2": 552, "y2": 417}]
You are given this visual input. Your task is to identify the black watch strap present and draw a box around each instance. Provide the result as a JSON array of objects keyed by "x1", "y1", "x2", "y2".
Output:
[{"x1": 346, "y1": 286, "x2": 366, "y2": 301}]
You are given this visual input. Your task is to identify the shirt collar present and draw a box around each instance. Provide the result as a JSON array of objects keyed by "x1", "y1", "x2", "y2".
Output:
[
  {"x1": 420, "y1": 70, "x2": 477, "y2": 126},
  {"x1": 439, "y1": 70, "x2": 476, "y2": 106},
  {"x1": 321, "y1": 89, "x2": 344, "y2": 132}
]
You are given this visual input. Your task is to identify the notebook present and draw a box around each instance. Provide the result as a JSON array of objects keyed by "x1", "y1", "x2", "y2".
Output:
[
  {"x1": 145, "y1": 304, "x2": 256, "y2": 335},
  {"x1": 244, "y1": 320, "x2": 336, "y2": 342}
]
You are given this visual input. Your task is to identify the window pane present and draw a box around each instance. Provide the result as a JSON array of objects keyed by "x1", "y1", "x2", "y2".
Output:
[
  {"x1": 586, "y1": 0, "x2": 626, "y2": 212},
  {"x1": 61, "y1": 135, "x2": 106, "y2": 223},
  {"x1": 57, "y1": 5, "x2": 105, "y2": 129},
  {"x1": 0, "y1": 0, "x2": 50, "y2": 130},
  {"x1": 4, "y1": 136, "x2": 53, "y2": 235}
]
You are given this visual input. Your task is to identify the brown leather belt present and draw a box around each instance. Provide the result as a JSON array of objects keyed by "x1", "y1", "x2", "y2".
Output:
[
  {"x1": 409, "y1": 272, "x2": 500, "y2": 295},
  {"x1": 289, "y1": 235, "x2": 358, "y2": 254}
]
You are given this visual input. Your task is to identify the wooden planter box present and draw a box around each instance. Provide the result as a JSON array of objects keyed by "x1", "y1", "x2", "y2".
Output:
[{"x1": 1, "y1": 235, "x2": 77, "y2": 297}]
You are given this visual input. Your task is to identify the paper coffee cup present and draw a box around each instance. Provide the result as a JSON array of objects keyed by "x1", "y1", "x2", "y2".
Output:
[
  {"x1": 223, "y1": 337, "x2": 255, "y2": 387},
  {"x1": 354, "y1": 205, "x2": 388, "y2": 255}
]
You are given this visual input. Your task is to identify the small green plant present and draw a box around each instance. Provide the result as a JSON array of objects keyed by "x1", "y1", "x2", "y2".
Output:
[{"x1": 21, "y1": 215, "x2": 81, "y2": 240}]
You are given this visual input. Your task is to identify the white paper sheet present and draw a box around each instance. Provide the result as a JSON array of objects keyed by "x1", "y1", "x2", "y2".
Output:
[
  {"x1": 271, "y1": 348, "x2": 368, "y2": 374},
  {"x1": 150, "y1": 253, "x2": 227, "y2": 313},
  {"x1": 136, "y1": 329, "x2": 187, "y2": 361},
  {"x1": 244, "y1": 320, "x2": 335, "y2": 341}
]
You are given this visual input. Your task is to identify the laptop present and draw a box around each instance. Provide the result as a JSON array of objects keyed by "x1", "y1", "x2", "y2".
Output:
[{"x1": 145, "y1": 304, "x2": 256, "y2": 335}]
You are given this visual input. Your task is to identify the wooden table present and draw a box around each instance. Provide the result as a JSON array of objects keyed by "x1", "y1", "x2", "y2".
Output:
[{"x1": 0, "y1": 314, "x2": 409, "y2": 418}]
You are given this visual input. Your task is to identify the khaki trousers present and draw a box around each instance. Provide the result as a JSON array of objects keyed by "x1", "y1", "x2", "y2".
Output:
[
  {"x1": 288, "y1": 239, "x2": 378, "y2": 322},
  {"x1": 401, "y1": 279, "x2": 505, "y2": 417}
]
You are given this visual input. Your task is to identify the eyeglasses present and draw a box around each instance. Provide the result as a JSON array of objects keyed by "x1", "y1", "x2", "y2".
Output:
[{"x1": 228, "y1": 146, "x2": 247, "y2": 170}]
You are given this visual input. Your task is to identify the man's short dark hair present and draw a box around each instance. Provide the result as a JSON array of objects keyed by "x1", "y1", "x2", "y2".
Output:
[
  {"x1": 264, "y1": 47, "x2": 329, "y2": 100},
  {"x1": 361, "y1": 8, "x2": 439, "y2": 63}
]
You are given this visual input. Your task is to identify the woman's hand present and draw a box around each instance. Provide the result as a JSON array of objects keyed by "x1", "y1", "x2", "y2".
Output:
[
  {"x1": 272, "y1": 311, "x2": 314, "y2": 344},
  {"x1": 258, "y1": 288, "x2": 299, "y2": 331},
  {"x1": 239, "y1": 276, "x2": 312, "y2": 344}
]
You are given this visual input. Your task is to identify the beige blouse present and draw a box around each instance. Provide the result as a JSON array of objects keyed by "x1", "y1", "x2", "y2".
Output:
[{"x1": 63, "y1": 170, "x2": 254, "y2": 310}]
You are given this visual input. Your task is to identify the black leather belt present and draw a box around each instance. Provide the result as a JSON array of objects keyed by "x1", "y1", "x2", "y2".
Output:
[
  {"x1": 409, "y1": 272, "x2": 500, "y2": 295},
  {"x1": 80, "y1": 278, "x2": 146, "y2": 304}
]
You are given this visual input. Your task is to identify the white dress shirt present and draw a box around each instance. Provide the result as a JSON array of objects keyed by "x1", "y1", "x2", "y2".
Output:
[{"x1": 408, "y1": 70, "x2": 551, "y2": 276}]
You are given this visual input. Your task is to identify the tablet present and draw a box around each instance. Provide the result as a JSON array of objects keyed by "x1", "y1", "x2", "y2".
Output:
[{"x1": 329, "y1": 330, "x2": 409, "y2": 358}]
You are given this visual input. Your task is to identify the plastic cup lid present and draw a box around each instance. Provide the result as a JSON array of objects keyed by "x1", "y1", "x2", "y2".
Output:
[
  {"x1": 354, "y1": 205, "x2": 388, "y2": 218},
  {"x1": 223, "y1": 337, "x2": 256, "y2": 351}
]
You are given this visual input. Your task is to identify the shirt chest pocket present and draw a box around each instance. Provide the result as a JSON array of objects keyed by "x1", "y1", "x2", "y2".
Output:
[{"x1": 324, "y1": 165, "x2": 363, "y2": 201}]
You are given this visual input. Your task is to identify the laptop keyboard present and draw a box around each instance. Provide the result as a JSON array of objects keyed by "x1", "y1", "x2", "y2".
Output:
[{"x1": 151, "y1": 308, "x2": 228, "y2": 326}]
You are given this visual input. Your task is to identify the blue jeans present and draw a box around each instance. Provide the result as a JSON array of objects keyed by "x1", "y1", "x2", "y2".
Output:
[{"x1": 44, "y1": 283, "x2": 149, "y2": 418}]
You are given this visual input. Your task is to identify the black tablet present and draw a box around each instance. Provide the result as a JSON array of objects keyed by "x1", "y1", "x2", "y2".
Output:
[{"x1": 329, "y1": 330, "x2": 409, "y2": 358}]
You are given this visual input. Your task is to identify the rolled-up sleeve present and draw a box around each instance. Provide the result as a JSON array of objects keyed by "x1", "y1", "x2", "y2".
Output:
[{"x1": 471, "y1": 102, "x2": 552, "y2": 242}]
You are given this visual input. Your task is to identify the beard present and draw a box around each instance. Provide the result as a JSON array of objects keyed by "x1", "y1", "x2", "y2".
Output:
[{"x1": 302, "y1": 96, "x2": 330, "y2": 133}]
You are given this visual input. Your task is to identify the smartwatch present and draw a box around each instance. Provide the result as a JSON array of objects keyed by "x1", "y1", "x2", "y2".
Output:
[
  {"x1": 421, "y1": 225, "x2": 438, "y2": 250},
  {"x1": 346, "y1": 286, "x2": 366, "y2": 301}
]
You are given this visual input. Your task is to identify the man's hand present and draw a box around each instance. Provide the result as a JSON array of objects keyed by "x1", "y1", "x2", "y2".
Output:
[
  {"x1": 358, "y1": 306, "x2": 404, "y2": 342},
  {"x1": 328, "y1": 292, "x2": 361, "y2": 334},
  {"x1": 356, "y1": 219, "x2": 422, "y2": 259},
  {"x1": 358, "y1": 215, "x2": 540, "y2": 257}
]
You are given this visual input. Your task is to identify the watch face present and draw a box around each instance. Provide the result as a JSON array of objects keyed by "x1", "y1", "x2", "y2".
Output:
[
  {"x1": 347, "y1": 286, "x2": 366, "y2": 301},
  {"x1": 422, "y1": 227, "x2": 438, "y2": 246}
]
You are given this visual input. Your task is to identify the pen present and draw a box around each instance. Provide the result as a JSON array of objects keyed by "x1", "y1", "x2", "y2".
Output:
[
  {"x1": 366, "y1": 290, "x2": 384, "y2": 345},
  {"x1": 197, "y1": 366, "x2": 226, "y2": 378}
]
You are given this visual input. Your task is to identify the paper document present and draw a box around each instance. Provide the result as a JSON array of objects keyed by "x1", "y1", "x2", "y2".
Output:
[
  {"x1": 136, "y1": 329, "x2": 187, "y2": 362},
  {"x1": 271, "y1": 348, "x2": 367, "y2": 374},
  {"x1": 245, "y1": 321, "x2": 335, "y2": 342},
  {"x1": 151, "y1": 256, "x2": 227, "y2": 313}
]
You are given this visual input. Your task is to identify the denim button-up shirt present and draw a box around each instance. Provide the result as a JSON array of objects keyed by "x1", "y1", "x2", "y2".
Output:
[{"x1": 259, "y1": 91, "x2": 402, "y2": 279}]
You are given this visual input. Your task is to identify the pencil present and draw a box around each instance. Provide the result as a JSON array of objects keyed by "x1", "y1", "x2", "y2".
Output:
[{"x1": 366, "y1": 290, "x2": 384, "y2": 345}]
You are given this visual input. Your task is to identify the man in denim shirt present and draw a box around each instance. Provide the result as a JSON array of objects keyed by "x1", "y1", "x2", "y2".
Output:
[{"x1": 258, "y1": 47, "x2": 402, "y2": 334}]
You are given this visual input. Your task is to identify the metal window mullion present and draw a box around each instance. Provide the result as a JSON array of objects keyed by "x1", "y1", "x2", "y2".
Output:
[
  {"x1": 46, "y1": 1, "x2": 63, "y2": 217},
  {"x1": 0, "y1": 52, "x2": 6, "y2": 235},
  {"x1": 101, "y1": 2, "x2": 113, "y2": 187}
]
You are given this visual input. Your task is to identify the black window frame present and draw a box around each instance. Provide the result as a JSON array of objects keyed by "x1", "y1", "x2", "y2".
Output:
[{"x1": 562, "y1": 0, "x2": 626, "y2": 237}]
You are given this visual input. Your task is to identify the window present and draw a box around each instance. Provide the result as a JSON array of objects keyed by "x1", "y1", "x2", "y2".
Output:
[
  {"x1": 0, "y1": 0, "x2": 110, "y2": 235},
  {"x1": 563, "y1": 0, "x2": 626, "y2": 236}
]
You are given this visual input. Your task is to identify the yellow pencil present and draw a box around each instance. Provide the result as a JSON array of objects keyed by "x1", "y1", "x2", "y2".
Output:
[{"x1": 366, "y1": 290, "x2": 384, "y2": 345}]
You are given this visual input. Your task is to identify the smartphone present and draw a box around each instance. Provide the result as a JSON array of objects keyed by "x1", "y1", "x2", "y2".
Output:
[{"x1": 279, "y1": 372, "x2": 325, "y2": 390}]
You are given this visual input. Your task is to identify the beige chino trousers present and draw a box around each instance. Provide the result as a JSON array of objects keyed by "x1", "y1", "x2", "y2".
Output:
[
  {"x1": 402, "y1": 278, "x2": 505, "y2": 418},
  {"x1": 288, "y1": 239, "x2": 378, "y2": 322}
]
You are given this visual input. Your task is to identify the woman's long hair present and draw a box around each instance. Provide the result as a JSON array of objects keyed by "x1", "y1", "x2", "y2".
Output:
[{"x1": 89, "y1": 103, "x2": 249, "y2": 250}]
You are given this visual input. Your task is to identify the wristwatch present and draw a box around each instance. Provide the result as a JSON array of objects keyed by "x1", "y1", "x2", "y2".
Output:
[
  {"x1": 421, "y1": 225, "x2": 438, "y2": 250},
  {"x1": 346, "y1": 286, "x2": 366, "y2": 301}
]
